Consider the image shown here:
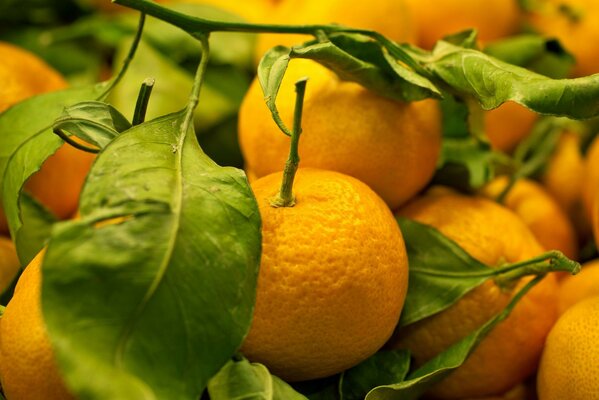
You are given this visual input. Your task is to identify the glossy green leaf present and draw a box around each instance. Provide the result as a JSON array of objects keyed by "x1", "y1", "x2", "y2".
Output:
[
  {"x1": 108, "y1": 39, "x2": 248, "y2": 133},
  {"x1": 14, "y1": 192, "x2": 57, "y2": 265},
  {"x1": 53, "y1": 101, "x2": 131, "y2": 149},
  {"x1": 426, "y1": 41, "x2": 599, "y2": 119},
  {"x1": 0, "y1": 83, "x2": 108, "y2": 251},
  {"x1": 42, "y1": 112, "x2": 261, "y2": 400},
  {"x1": 257, "y1": 45, "x2": 293, "y2": 136},
  {"x1": 366, "y1": 276, "x2": 543, "y2": 400},
  {"x1": 396, "y1": 218, "x2": 491, "y2": 326},
  {"x1": 339, "y1": 350, "x2": 410, "y2": 400},
  {"x1": 208, "y1": 357, "x2": 308, "y2": 400}
]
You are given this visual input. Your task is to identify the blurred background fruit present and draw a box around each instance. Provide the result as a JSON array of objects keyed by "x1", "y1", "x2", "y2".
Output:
[
  {"x1": 0, "y1": 41, "x2": 94, "y2": 234},
  {"x1": 485, "y1": 102, "x2": 538, "y2": 153},
  {"x1": 0, "y1": 237, "x2": 21, "y2": 292},
  {"x1": 407, "y1": 0, "x2": 522, "y2": 49},
  {"x1": 558, "y1": 258, "x2": 599, "y2": 314}
]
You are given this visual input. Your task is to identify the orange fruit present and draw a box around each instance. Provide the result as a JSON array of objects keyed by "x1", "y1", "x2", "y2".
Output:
[
  {"x1": 238, "y1": 59, "x2": 442, "y2": 210},
  {"x1": 389, "y1": 188, "x2": 558, "y2": 399},
  {"x1": 0, "y1": 250, "x2": 74, "y2": 400},
  {"x1": 480, "y1": 176, "x2": 578, "y2": 259},
  {"x1": 541, "y1": 131, "x2": 586, "y2": 219},
  {"x1": 537, "y1": 296, "x2": 599, "y2": 399},
  {"x1": 241, "y1": 168, "x2": 409, "y2": 381},
  {"x1": 464, "y1": 383, "x2": 531, "y2": 400},
  {"x1": 484, "y1": 102, "x2": 538, "y2": 153},
  {"x1": 407, "y1": 0, "x2": 522, "y2": 50},
  {"x1": 0, "y1": 237, "x2": 20, "y2": 292},
  {"x1": 582, "y1": 135, "x2": 599, "y2": 226},
  {"x1": 0, "y1": 42, "x2": 95, "y2": 234},
  {"x1": 558, "y1": 258, "x2": 599, "y2": 314},
  {"x1": 254, "y1": 0, "x2": 415, "y2": 64},
  {"x1": 527, "y1": 0, "x2": 599, "y2": 77}
]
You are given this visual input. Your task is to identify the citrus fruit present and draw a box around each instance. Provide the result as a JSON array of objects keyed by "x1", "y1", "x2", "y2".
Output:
[
  {"x1": 537, "y1": 296, "x2": 599, "y2": 400},
  {"x1": 238, "y1": 59, "x2": 442, "y2": 210},
  {"x1": 0, "y1": 237, "x2": 20, "y2": 292},
  {"x1": 527, "y1": 0, "x2": 599, "y2": 77},
  {"x1": 407, "y1": 0, "x2": 522, "y2": 49},
  {"x1": 541, "y1": 130, "x2": 586, "y2": 229},
  {"x1": 0, "y1": 41, "x2": 95, "y2": 234},
  {"x1": 582, "y1": 135, "x2": 599, "y2": 225},
  {"x1": 464, "y1": 383, "x2": 531, "y2": 400},
  {"x1": 254, "y1": 0, "x2": 415, "y2": 64},
  {"x1": 484, "y1": 102, "x2": 537, "y2": 152},
  {"x1": 557, "y1": 258, "x2": 599, "y2": 314},
  {"x1": 480, "y1": 176, "x2": 578, "y2": 259},
  {"x1": 0, "y1": 250, "x2": 74, "y2": 400},
  {"x1": 389, "y1": 188, "x2": 559, "y2": 399},
  {"x1": 241, "y1": 168, "x2": 409, "y2": 381}
]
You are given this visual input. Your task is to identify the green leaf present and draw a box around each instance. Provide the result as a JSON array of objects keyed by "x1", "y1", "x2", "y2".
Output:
[
  {"x1": 396, "y1": 218, "x2": 491, "y2": 327},
  {"x1": 257, "y1": 46, "x2": 293, "y2": 136},
  {"x1": 426, "y1": 41, "x2": 599, "y2": 119},
  {"x1": 208, "y1": 357, "x2": 309, "y2": 400},
  {"x1": 42, "y1": 112, "x2": 261, "y2": 400},
  {"x1": 339, "y1": 350, "x2": 410, "y2": 400},
  {"x1": 52, "y1": 101, "x2": 132, "y2": 149},
  {"x1": 14, "y1": 192, "x2": 58, "y2": 265},
  {"x1": 366, "y1": 276, "x2": 544, "y2": 400},
  {"x1": 108, "y1": 39, "x2": 247, "y2": 133},
  {"x1": 483, "y1": 34, "x2": 575, "y2": 78},
  {"x1": 0, "y1": 83, "x2": 108, "y2": 249}
]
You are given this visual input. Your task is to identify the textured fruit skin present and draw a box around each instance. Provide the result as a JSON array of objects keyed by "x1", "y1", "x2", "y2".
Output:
[
  {"x1": 484, "y1": 102, "x2": 537, "y2": 153},
  {"x1": 528, "y1": 0, "x2": 599, "y2": 77},
  {"x1": 255, "y1": 0, "x2": 415, "y2": 64},
  {"x1": 241, "y1": 169, "x2": 409, "y2": 382},
  {"x1": 239, "y1": 59, "x2": 442, "y2": 210},
  {"x1": 389, "y1": 188, "x2": 559, "y2": 399},
  {"x1": 407, "y1": 0, "x2": 521, "y2": 49},
  {"x1": 0, "y1": 237, "x2": 20, "y2": 292},
  {"x1": 0, "y1": 42, "x2": 94, "y2": 234},
  {"x1": 0, "y1": 251, "x2": 74, "y2": 400},
  {"x1": 537, "y1": 296, "x2": 599, "y2": 400},
  {"x1": 558, "y1": 259, "x2": 599, "y2": 314},
  {"x1": 480, "y1": 177, "x2": 578, "y2": 259}
]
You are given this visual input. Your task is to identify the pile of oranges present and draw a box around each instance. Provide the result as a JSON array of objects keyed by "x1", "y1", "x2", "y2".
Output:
[{"x1": 1, "y1": 0, "x2": 599, "y2": 399}]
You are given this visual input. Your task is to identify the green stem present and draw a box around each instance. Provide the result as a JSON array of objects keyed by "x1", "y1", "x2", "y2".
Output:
[
  {"x1": 495, "y1": 174, "x2": 518, "y2": 205},
  {"x1": 270, "y1": 78, "x2": 308, "y2": 208},
  {"x1": 132, "y1": 78, "x2": 155, "y2": 126},
  {"x1": 98, "y1": 12, "x2": 145, "y2": 101},
  {"x1": 112, "y1": 0, "x2": 425, "y2": 73},
  {"x1": 181, "y1": 34, "x2": 210, "y2": 137},
  {"x1": 53, "y1": 128, "x2": 100, "y2": 154}
]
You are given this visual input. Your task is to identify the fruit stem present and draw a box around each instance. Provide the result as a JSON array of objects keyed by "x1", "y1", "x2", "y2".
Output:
[
  {"x1": 132, "y1": 78, "x2": 155, "y2": 126},
  {"x1": 99, "y1": 12, "x2": 145, "y2": 101},
  {"x1": 493, "y1": 250, "x2": 581, "y2": 288},
  {"x1": 181, "y1": 33, "x2": 210, "y2": 136},
  {"x1": 270, "y1": 78, "x2": 308, "y2": 208},
  {"x1": 495, "y1": 175, "x2": 518, "y2": 205},
  {"x1": 53, "y1": 128, "x2": 100, "y2": 154}
]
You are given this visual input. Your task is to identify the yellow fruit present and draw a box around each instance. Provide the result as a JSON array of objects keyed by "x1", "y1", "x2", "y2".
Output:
[
  {"x1": 389, "y1": 188, "x2": 558, "y2": 399},
  {"x1": 407, "y1": 0, "x2": 522, "y2": 50},
  {"x1": 582, "y1": 135, "x2": 599, "y2": 226},
  {"x1": 241, "y1": 168, "x2": 409, "y2": 381},
  {"x1": 255, "y1": 0, "x2": 415, "y2": 64},
  {"x1": 484, "y1": 102, "x2": 538, "y2": 152},
  {"x1": 0, "y1": 42, "x2": 95, "y2": 234},
  {"x1": 527, "y1": 0, "x2": 599, "y2": 77},
  {"x1": 537, "y1": 296, "x2": 599, "y2": 400},
  {"x1": 558, "y1": 259, "x2": 599, "y2": 314},
  {"x1": 0, "y1": 250, "x2": 74, "y2": 400},
  {"x1": 238, "y1": 59, "x2": 442, "y2": 210},
  {"x1": 0, "y1": 237, "x2": 20, "y2": 292},
  {"x1": 541, "y1": 131, "x2": 586, "y2": 222},
  {"x1": 480, "y1": 176, "x2": 578, "y2": 259}
]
